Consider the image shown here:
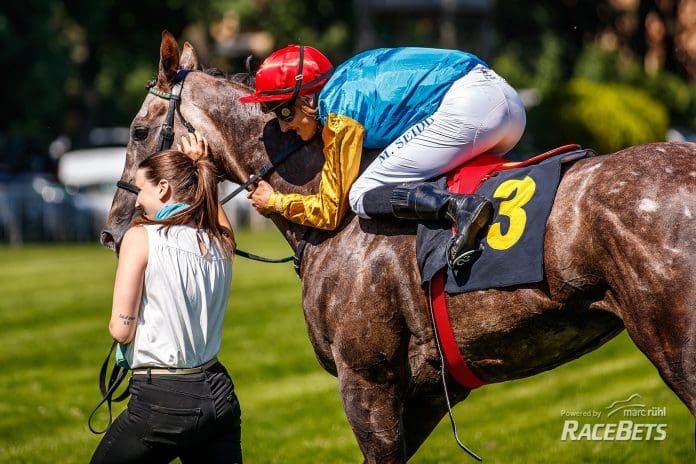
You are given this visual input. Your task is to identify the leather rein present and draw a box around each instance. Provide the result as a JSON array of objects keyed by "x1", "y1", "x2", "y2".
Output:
[{"x1": 117, "y1": 69, "x2": 307, "y2": 272}]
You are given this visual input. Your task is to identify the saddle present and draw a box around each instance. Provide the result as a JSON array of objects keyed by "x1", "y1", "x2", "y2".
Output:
[
  {"x1": 422, "y1": 144, "x2": 595, "y2": 389},
  {"x1": 418, "y1": 144, "x2": 595, "y2": 293},
  {"x1": 448, "y1": 144, "x2": 584, "y2": 194}
]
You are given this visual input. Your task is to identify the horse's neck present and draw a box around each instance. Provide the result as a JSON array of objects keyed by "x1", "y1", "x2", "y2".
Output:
[
  {"x1": 264, "y1": 136, "x2": 326, "y2": 251},
  {"x1": 195, "y1": 78, "x2": 271, "y2": 184},
  {"x1": 201, "y1": 78, "x2": 389, "y2": 254}
]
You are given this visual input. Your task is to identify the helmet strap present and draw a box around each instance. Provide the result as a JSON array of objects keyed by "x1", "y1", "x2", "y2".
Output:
[{"x1": 288, "y1": 45, "x2": 305, "y2": 106}]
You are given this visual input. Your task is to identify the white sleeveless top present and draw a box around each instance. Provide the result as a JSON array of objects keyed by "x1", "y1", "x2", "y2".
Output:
[{"x1": 126, "y1": 224, "x2": 232, "y2": 369}]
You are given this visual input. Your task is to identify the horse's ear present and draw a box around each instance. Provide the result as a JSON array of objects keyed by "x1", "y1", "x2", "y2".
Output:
[
  {"x1": 157, "y1": 30, "x2": 180, "y2": 91},
  {"x1": 180, "y1": 42, "x2": 200, "y2": 71}
]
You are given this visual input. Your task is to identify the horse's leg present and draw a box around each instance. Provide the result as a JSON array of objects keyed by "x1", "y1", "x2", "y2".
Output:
[
  {"x1": 618, "y1": 301, "x2": 696, "y2": 416},
  {"x1": 401, "y1": 385, "x2": 471, "y2": 460},
  {"x1": 546, "y1": 150, "x2": 696, "y2": 417},
  {"x1": 588, "y1": 246, "x2": 696, "y2": 417},
  {"x1": 333, "y1": 351, "x2": 406, "y2": 464},
  {"x1": 397, "y1": 329, "x2": 471, "y2": 459},
  {"x1": 591, "y1": 235, "x2": 696, "y2": 416}
]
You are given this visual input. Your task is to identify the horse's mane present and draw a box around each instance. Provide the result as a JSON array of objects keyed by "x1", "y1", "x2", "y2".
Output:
[
  {"x1": 203, "y1": 67, "x2": 255, "y2": 89},
  {"x1": 144, "y1": 66, "x2": 255, "y2": 90}
]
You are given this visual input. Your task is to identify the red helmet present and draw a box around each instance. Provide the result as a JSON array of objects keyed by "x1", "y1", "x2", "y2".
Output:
[{"x1": 239, "y1": 45, "x2": 333, "y2": 104}]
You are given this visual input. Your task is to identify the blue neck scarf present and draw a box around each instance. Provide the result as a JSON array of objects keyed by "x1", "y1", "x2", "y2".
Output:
[{"x1": 155, "y1": 203, "x2": 190, "y2": 220}]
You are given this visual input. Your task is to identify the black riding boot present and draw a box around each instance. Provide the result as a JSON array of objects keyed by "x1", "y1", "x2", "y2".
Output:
[{"x1": 389, "y1": 183, "x2": 493, "y2": 268}]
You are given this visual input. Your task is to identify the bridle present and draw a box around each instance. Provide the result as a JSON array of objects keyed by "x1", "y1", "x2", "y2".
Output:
[
  {"x1": 116, "y1": 69, "x2": 194, "y2": 195},
  {"x1": 116, "y1": 68, "x2": 307, "y2": 270}
]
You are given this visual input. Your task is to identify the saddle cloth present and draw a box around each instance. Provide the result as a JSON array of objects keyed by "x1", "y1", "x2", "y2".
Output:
[{"x1": 417, "y1": 145, "x2": 595, "y2": 294}]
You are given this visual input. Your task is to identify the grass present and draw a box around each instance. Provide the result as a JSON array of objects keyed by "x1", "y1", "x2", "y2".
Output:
[{"x1": 0, "y1": 229, "x2": 693, "y2": 463}]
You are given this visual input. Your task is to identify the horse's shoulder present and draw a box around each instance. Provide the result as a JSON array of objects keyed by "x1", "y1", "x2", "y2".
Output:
[{"x1": 315, "y1": 216, "x2": 416, "y2": 260}]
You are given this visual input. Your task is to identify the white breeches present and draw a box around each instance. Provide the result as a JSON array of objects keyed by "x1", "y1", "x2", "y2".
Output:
[{"x1": 349, "y1": 65, "x2": 526, "y2": 218}]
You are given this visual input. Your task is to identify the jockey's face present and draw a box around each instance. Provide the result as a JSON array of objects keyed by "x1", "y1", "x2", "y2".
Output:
[{"x1": 277, "y1": 102, "x2": 319, "y2": 141}]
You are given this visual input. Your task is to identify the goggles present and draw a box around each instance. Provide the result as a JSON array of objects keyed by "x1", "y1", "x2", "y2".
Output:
[{"x1": 261, "y1": 101, "x2": 296, "y2": 122}]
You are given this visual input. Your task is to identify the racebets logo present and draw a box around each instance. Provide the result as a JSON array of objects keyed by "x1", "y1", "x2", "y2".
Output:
[{"x1": 560, "y1": 394, "x2": 667, "y2": 441}]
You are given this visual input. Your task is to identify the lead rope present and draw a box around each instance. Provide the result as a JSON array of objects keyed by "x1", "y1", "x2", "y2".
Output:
[
  {"x1": 88, "y1": 341, "x2": 130, "y2": 434},
  {"x1": 428, "y1": 278, "x2": 483, "y2": 461}
]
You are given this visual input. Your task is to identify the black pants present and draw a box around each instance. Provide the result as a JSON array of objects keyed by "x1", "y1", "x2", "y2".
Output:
[{"x1": 90, "y1": 362, "x2": 242, "y2": 464}]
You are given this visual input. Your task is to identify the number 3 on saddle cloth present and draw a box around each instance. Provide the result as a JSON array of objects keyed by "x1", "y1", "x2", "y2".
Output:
[{"x1": 418, "y1": 144, "x2": 595, "y2": 388}]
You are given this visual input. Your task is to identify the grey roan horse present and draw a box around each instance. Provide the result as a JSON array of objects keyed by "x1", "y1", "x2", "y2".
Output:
[{"x1": 102, "y1": 32, "x2": 696, "y2": 462}]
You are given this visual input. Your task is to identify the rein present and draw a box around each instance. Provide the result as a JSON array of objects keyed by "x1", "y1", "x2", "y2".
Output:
[{"x1": 117, "y1": 68, "x2": 307, "y2": 270}]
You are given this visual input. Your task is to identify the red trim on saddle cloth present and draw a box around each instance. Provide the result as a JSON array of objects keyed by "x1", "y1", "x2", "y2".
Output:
[
  {"x1": 431, "y1": 271, "x2": 486, "y2": 388},
  {"x1": 429, "y1": 144, "x2": 581, "y2": 389}
]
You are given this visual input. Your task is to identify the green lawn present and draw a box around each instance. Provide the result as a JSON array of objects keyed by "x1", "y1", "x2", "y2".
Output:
[{"x1": 0, "y1": 230, "x2": 692, "y2": 463}]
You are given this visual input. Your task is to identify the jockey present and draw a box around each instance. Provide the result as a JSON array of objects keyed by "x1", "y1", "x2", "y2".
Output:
[{"x1": 241, "y1": 45, "x2": 526, "y2": 268}]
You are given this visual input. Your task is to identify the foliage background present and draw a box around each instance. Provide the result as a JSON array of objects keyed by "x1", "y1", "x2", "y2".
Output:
[{"x1": 1, "y1": 0, "x2": 695, "y2": 173}]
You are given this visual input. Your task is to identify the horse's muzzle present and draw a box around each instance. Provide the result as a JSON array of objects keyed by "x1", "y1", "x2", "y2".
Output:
[{"x1": 100, "y1": 230, "x2": 118, "y2": 253}]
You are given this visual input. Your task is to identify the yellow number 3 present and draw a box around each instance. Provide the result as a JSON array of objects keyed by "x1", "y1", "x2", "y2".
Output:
[{"x1": 487, "y1": 176, "x2": 536, "y2": 250}]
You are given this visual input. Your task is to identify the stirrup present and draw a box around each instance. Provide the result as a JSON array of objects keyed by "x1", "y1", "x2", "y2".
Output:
[{"x1": 447, "y1": 243, "x2": 484, "y2": 269}]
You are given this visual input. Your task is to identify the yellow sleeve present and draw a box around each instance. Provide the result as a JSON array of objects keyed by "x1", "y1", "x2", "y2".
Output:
[{"x1": 274, "y1": 114, "x2": 365, "y2": 230}]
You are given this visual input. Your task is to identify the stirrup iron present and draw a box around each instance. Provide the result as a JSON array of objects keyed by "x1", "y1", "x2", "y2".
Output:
[{"x1": 448, "y1": 242, "x2": 484, "y2": 268}]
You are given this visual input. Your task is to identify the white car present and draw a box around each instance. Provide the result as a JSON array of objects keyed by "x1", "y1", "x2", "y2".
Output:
[
  {"x1": 58, "y1": 146, "x2": 268, "y2": 232},
  {"x1": 58, "y1": 146, "x2": 126, "y2": 233}
]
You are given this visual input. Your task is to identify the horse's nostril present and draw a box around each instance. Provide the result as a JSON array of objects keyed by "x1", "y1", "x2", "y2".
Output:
[{"x1": 100, "y1": 231, "x2": 115, "y2": 251}]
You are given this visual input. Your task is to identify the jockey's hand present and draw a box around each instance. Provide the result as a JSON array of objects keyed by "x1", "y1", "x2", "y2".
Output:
[
  {"x1": 177, "y1": 132, "x2": 208, "y2": 160},
  {"x1": 248, "y1": 180, "x2": 275, "y2": 215}
]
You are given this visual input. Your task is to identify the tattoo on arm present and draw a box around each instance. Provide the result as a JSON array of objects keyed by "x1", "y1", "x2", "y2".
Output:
[{"x1": 119, "y1": 313, "x2": 136, "y2": 326}]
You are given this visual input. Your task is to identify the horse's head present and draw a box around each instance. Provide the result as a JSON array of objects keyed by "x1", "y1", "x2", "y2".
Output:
[{"x1": 101, "y1": 31, "x2": 271, "y2": 252}]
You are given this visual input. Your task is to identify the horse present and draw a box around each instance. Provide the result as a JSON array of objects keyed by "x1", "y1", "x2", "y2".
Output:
[{"x1": 101, "y1": 32, "x2": 696, "y2": 463}]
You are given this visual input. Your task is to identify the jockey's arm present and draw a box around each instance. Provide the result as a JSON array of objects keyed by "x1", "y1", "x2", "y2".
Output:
[{"x1": 268, "y1": 114, "x2": 364, "y2": 230}]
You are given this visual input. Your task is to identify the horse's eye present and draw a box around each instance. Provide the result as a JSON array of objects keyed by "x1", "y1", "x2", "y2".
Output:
[{"x1": 132, "y1": 126, "x2": 149, "y2": 141}]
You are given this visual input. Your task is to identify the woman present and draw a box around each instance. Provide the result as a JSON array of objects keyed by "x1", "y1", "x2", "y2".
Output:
[
  {"x1": 90, "y1": 133, "x2": 242, "y2": 464},
  {"x1": 241, "y1": 45, "x2": 526, "y2": 268}
]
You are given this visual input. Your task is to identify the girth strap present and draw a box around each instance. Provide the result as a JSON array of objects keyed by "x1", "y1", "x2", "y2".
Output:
[
  {"x1": 427, "y1": 272, "x2": 484, "y2": 461},
  {"x1": 430, "y1": 271, "x2": 486, "y2": 389}
]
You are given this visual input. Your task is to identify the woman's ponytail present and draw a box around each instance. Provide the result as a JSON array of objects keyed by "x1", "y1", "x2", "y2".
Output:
[{"x1": 134, "y1": 149, "x2": 235, "y2": 256}]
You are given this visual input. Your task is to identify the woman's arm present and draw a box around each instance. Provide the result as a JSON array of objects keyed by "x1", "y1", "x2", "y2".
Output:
[
  {"x1": 217, "y1": 202, "x2": 233, "y2": 230},
  {"x1": 217, "y1": 202, "x2": 235, "y2": 253},
  {"x1": 109, "y1": 226, "x2": 148, "y2": 344}
]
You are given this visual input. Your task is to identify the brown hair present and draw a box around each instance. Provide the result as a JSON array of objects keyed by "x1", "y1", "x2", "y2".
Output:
[
  {"x1": 133, "y1": 149, "x2": 235, "y2": 256},
  {"x1": 298, "y1": 94, "x2": 318, "y2": 117}
]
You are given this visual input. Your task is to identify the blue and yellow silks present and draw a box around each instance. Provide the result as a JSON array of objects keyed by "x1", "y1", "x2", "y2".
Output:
[{"x1": 272, "y1": 47, "x2": 487, "y2": 230}]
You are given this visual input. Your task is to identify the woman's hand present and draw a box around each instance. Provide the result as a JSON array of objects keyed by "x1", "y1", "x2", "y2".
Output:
[
  {"x1": 177, "y1": 132, "x2": 208, "y2": 160},
  {"x1": 248, "y1": 180, "x2": 275, "y2": 215}
]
